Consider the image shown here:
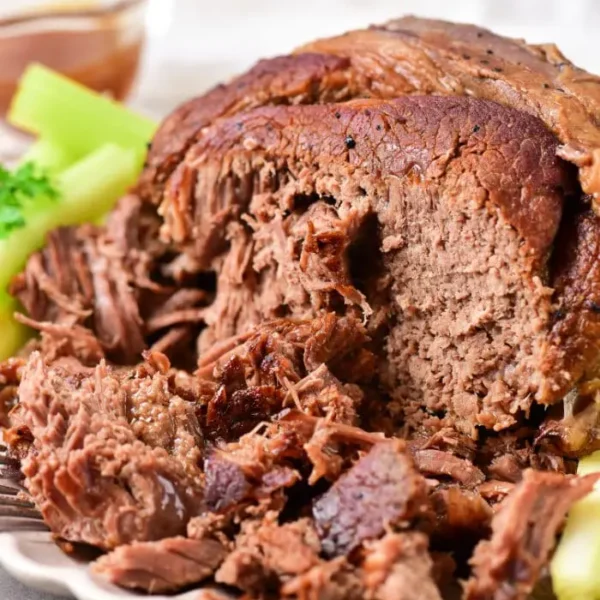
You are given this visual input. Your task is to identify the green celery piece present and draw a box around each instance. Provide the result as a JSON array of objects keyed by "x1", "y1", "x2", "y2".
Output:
[
  {"x1": 0, "y1": 143, "x2": 138, "y2": 293},
  {"x1": 551, "y1": 451, "x2": 600, "y2": 600},
  {"x1": 0, "y1": 292, "x2": 28, "y2": 361},
  {"x1": 8, "y1": 63, "x2": 156, "y2": 169},
  {"x1": 21, "y1": 138, "x2": 76, "y2": 173}
]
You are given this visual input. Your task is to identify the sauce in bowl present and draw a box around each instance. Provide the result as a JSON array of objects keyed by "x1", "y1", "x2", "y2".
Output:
[{"x1": 0, "y1": 0, "x2": 146, "y2": 115}]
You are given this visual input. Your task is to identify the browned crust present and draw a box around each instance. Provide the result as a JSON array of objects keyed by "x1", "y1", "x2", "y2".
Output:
[
  {"x1": 140, "y1": 53, "x2": 359, "y2": 202},
  {"x1": 539, "y1": 209, "x2": 600, "y2": 401},
  {"x1": 163, "y1": 96, "x2": 567, "y2": 257},
  {"x1": 145, "y1": 15, "x2": 600, "y2": 203},
  {"x1": 298, "y1": 16, "x2": 600, "y2": 202}
]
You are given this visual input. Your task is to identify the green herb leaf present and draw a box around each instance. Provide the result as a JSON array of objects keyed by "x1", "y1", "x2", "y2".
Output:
[{"x1": 0, "y1": 162, "x2": 59, "y2": 239}]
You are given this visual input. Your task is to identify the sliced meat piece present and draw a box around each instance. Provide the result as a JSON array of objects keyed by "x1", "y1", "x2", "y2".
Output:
[
  {"x1": 464, "y1": 470, "x2": 599, "y2": 600},
  {"x1": 313, "y1": 441, "x2": 428, "y2": 556},
  {"x1": 363, "y1": 532, "x2": 442, "y2": 600},
  {"x1": 430, "y1": 487, "x2": 492, "y2": 542},
  {"x1": 92, "y1": 536, "x2": 227, "y2": 593},
  {"x1": 158, "y1": 94, "x2": 571, "y2": 434},
  {"x1": 203, "y1": 448, "x2": 300, "y2": 514}
]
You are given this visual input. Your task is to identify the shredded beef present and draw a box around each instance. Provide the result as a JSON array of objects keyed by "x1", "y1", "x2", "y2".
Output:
[
  {"x1": 198, "y1": 313, "x2": 373, "y2": 440},
  {"x1": 363, "y1": 533, "x2": 442, "y2": 600},
  {"x1": 10, "y1": 195, "x2": 209, "y2": 366},
  {"x1": 0, "y1": 357, "x2": 23, "y2": 428},
  {"x1": 215, "y1": 514, "x2": 321, "y2": 594},
  {"x1": 281, "y1": 557, "x2": 364, "y2": 600},
  {"x1": 17, "y1": 352, "x2": 203, "y2": 549},
  {"x1": 465, "y1": 470, "x2": 599, "y2": 600}
]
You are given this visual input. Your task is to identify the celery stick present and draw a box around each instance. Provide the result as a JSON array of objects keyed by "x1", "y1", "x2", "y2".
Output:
[
  {"x1": 0, "y1": 143, "x2": 137, "y2": 293},
  {"x1": 0, "y1": 293, "x2": 28, "y2": 360},
  {"x1": 8, "y1": 64, "x2": 156, "y2": 169},
  {"x1": 21, "y1": 139, "x2": 76, "y2": 173},
  {"x1": 55, "y1": 143, "x2": 137, "y2": 224},
  {"x1": 551, "y1": 452, "x2": 600, "y2": 600}
]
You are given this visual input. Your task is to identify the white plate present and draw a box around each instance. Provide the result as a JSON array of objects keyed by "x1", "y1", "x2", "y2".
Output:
[{"x1": 0, "y1": 530, "x2": 213, "y2": 599}]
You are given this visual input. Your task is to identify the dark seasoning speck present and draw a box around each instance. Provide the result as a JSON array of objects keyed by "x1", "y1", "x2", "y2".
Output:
[{"x1": 345, "y1": 135, "x2": 356, "y2": 149}]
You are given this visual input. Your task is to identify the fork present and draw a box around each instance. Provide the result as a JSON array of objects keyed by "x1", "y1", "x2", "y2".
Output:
[{"x1": 0, "y1": 444, "x2": 48, "y2": 532}]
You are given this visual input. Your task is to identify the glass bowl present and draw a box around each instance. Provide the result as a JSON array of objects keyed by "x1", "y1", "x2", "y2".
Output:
[{"x1": 0, "y1": 0, "x2": 148, "y2": 116}]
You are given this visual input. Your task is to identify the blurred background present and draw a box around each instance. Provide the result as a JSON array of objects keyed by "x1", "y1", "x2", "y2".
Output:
[
  {"x1": 133, "y1": 0, "x2": 600, "y2": 118},
  {"x1": 0, "y1": 0, "x2": 599, "y2": 161}
]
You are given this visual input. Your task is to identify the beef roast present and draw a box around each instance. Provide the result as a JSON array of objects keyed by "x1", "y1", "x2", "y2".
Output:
[
  {"x1": 154, "y1": 94, "x2": 570, "y2": 434},
  {"x1": 8, "y1": 14, "x2": 600, "y2": 600},
  {"x1": 17, "y1": 19, "x2": 600, "y2": 436}
]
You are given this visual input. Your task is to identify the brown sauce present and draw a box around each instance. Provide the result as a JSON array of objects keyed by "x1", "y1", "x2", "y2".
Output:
[{"x1": 0, "y1": 2, "x2": 144, "y2": 115}]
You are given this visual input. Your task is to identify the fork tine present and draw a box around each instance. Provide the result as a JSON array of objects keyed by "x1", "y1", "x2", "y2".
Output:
[
  {"x1": 0, "y1": 517, "x2": 49, "y2": 532},
  {"x1": 0, "y1": 493, "x2": 35, "y2": 508},
  {"x1": 0, "y1": 481, "x2": 26, "y2": 495},
  {"x1": 0, "y1": 503, "x2": 43, "y2": 519}
]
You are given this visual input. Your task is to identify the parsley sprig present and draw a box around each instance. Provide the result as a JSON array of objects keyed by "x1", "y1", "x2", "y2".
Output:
[{"x1": 0, "y1": 162, "x2": 59, "y2": 239}]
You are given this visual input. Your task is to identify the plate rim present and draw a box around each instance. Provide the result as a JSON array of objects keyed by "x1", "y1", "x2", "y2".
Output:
[{"x1": 0, "y1": 530, "x2": 204, "y2": 600}]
